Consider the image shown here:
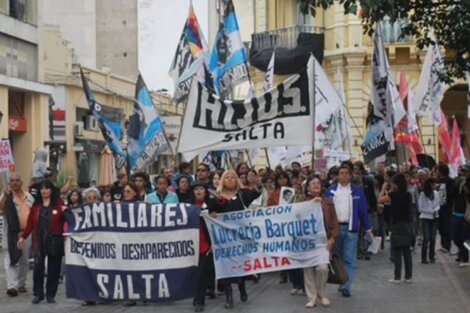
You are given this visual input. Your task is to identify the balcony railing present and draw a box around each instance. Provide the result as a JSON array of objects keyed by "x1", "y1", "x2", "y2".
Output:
[{"x1": 251, "y1": 25, "x2": 324, "y2": 51}]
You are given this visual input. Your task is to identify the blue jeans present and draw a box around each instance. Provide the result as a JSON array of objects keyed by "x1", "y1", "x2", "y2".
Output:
[
  {"x1": 334, "y1": 225, "x2": 358, "y2": 291},
  {"x1": 421, "y1": 219, "x2": 438, "y2": 262}
]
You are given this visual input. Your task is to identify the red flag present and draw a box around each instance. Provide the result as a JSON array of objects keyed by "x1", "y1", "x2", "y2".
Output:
[
  {"x1": 399, "y1": 71, "x2": 408, "y2": 102},
  {"x1": 437, "y1": 110, "x2": 453, "y2": 163},
  {"x1": 450, "y1": 117, "x2": 463, "y2": 164}
]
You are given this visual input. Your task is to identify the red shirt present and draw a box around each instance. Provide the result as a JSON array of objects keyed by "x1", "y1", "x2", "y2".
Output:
[
  {"x1": 195, "y1": 199, "x2": 211, "y2": 254},
  {"x1": 21, "y1": 199, "x2": 65, "y2": 252}
]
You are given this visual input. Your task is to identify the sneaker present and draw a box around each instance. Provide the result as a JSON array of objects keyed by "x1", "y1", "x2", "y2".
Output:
[
  {"x1": 290, "y1": 288, "x2": 301, "y2": 295},
  {"x1": 340, "y1": 289, "x2": 351, "y2": 297},
  {"x1": 438, "y1": 248, "x2": 450, "y2": 254},
  {"x1": 404, "y1": 279, "x2": 413, "y2": 284},
  {"x1": 305, "y1": 301, "x2": 316, "y2": 308},
  {"x1": 320, "y1": 296, "x2": 331, "y2": 307},
  {"x1": 458, "y1": 262, "x2": 469, "y2": 268},
  {"x1": 388, "y1": 278, "x2": 402, "y2": 284}
]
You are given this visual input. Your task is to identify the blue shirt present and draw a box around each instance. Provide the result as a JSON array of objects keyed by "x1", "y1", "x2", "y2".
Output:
[{"x1": 145, "y1": 191, "x2": 179, "y2": 204}]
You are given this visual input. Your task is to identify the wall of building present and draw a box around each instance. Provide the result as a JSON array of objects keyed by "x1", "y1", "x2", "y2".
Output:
[
  {"x1": 41, "y1": 0, "x2": 97, "y2": 68},
  {"x1": 95, "y1": 0, "x2": 138, "y2": 80}
]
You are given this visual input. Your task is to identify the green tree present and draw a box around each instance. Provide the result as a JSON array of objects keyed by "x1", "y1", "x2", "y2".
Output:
[{"x1": 298, "y1": 0, "x2": 470, "y2": 82}]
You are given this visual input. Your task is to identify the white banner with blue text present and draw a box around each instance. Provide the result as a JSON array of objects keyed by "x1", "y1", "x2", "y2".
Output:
[
  {"x1": 64, "y1": 202, "x2": 200, "y2": 302},
  {"x1": 203, "y1": 201, "x2": 329, "y2": 279}
]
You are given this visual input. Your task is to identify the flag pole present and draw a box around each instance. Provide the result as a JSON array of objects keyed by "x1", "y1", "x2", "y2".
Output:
[
  {"x1": 264, "y1": 148, "x2": 272, "y2": 169},
  {"x1": 311, "y1": 56, "x2": 316, "y2": 171},
  {"x1": 245, "y1": 149, "x2": 253, "y2": 168}
]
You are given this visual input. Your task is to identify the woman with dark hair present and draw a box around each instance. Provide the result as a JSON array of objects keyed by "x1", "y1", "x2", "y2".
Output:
[
  {"x1": 67, "y1": 189, "x2": 82, "y2": 208},
  {"x1": 418, "y1": 178, "x2": 440, "y2": 264},
  {"x1": 122, "y1": 182, "x2": 139, "y2": 202},
  {"x1": 100, "y1": 188, "x2": 112, "y2": 203},
  {"x1": 17, "y1": 180, "x2": 65, "y2": 304},
  {"x1": 209, "y1": 170, "x2": 223, "y2": 190},
  {"x1": 267, "y1": 171, "x2": 292, "y2": 206},
  {"x1": 121, "y1": 182, "x2": 140, "y2": 307},
  {"x1": 192, "y1": 182, "x2": 216, "y2": 312},
  {"x1": 379, "y1": 173, "x2": 414, "y2": 283},
  {"x1": 267, "y1": 171, "x2": 303, "y2": 291},
  {"x1": 176, "y1": 176, "x2": 192, "y2": 203},
  {"x1": 212, "y1": 169, "x2": 260, "y2": 309},
  {"x1": 303, "y1": 175, "x2": 339, "y2": 308},
  {"x1": 246, "y1": 169, "x2": 268, "y2": 209}
]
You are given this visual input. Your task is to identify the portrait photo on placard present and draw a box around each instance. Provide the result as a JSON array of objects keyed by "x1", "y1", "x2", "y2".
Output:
[{"x1": 279, "y1": 186, "x2": 295, "y2": 205}]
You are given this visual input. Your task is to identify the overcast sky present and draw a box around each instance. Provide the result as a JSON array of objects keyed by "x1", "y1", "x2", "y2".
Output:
[{"x1": 138, "y1": 0, "x2": 209, "y2": 93}]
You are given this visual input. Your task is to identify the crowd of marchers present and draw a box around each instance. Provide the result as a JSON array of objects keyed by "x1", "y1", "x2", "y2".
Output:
[{"x1": 0, "y1": 158, "x2": 469, "y2": 312}]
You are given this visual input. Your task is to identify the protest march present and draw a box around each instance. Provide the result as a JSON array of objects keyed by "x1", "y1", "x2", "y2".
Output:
[{"x1": 0, "y1": 1, "x2": 469, "y2": 313}]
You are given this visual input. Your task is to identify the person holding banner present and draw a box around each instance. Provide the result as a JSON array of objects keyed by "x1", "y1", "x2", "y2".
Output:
[
  {"x1": 212, "y1": 169, "x2": 260, "y2": 309},
  {"x1": 303, "y1": 175, "x2": 339, "y2": 308},
  {"x1": 192, "y1": 182, "x2": 216, "y2": 312},
  {"x1": 17, "y1": 180, "x2": 65, "y2": 304},
  {"x1": 266, "y1": 171, "x2": 300, "y2": 287},
  {"x1": 324, "y1": 165, "x2": 372, "y2": 298}
]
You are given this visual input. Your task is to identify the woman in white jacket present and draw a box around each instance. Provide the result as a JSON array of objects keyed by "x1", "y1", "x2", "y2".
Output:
[{"x1": 418, "y1": 178, "x2": 440, "y2": 264}]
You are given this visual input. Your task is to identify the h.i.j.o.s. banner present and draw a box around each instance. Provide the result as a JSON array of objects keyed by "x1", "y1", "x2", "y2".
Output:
[
  {"x1": 203, "y1": 201, "x2": 329, "y2": 279},
  {"x1": 64, "y1": 202, "x2": 200, "y2": 302}
]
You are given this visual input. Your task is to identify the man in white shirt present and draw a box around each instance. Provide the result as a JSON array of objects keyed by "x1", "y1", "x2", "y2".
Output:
[
  {"x1": 0, "y1": 173, "x2": 34, "y2": 296},
  {"x1": 325, "y1": 165, "x2": 372, "y2": 297}
]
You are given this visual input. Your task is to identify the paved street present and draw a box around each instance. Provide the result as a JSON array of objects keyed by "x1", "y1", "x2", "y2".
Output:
[{"x1": 0, "y1": 243, "x2": 469, "y2": 313}]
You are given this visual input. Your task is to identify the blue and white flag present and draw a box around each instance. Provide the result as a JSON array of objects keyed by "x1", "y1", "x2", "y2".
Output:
[
  {"x1": 80, "y1": 68, "x2": 126, "y2": 168},
  {"x1": 127, "y1": 74, "x2": 171, "y2": 171},
  {"x1": 65, "y1": 202, "x2": 200, "y2": 302},
  {"x1": 209, "y1": 0, "x2": 249, "y2": 98},
  {"x1": 203, "y1": 201, "x2": 328, "y2": 279}
]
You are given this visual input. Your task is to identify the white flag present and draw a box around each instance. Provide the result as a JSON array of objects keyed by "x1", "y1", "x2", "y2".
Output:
[
  {"x1": 336, "y1": 68, "x2": 352, "y2": 152},
  {"x1": 415, "y1": 40, "x2": 445, "y2": 125},
  {"x1": 407, "y1": 87, "x2": 419, "y2": 132},
  {"x1": 177, "y1": 56, "x2": 316, "y2": 153},
  {"x1": 263, "y1": 51, "x2": 275, "y2": 92},
  {"x1": 313, "y1": 58, "x2": 343, "y2": 152}
]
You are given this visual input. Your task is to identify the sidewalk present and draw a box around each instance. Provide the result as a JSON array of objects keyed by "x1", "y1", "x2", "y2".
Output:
[{"x1": 0, "y1": 243, "x2": 468, "y2": 313}]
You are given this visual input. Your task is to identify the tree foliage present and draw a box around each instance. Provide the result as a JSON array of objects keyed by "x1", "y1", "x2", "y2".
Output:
[{"x1": 298, "y1": 0, "x2": 470, "y2": 82}]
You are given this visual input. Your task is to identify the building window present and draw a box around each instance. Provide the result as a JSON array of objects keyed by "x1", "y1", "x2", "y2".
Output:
[
  {"x1": 381, "y1": 16, "x2": 410, "y2": 43},
  {"x1": 8, "y1": 0, "x2": 36, "y2": 25}
]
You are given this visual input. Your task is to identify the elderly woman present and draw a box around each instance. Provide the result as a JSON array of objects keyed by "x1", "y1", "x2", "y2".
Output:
[
  {"x1": 82, "y1": 187, "x2": 101, "y2": 204},
  {"x1": 303, "y1": 175, "x2": 339, "y2": 308},
  {"x1": 211, "y1": 169, "x2": 260, "y2": 309}
]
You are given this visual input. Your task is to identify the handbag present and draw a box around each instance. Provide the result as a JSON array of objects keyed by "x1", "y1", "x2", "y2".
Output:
[
  {"x1": 46, "y1": 233, "x2": 64, "y2": 257},
  {"x1": 327, "y1": 255, "x2": 348, "y2": 285}
]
